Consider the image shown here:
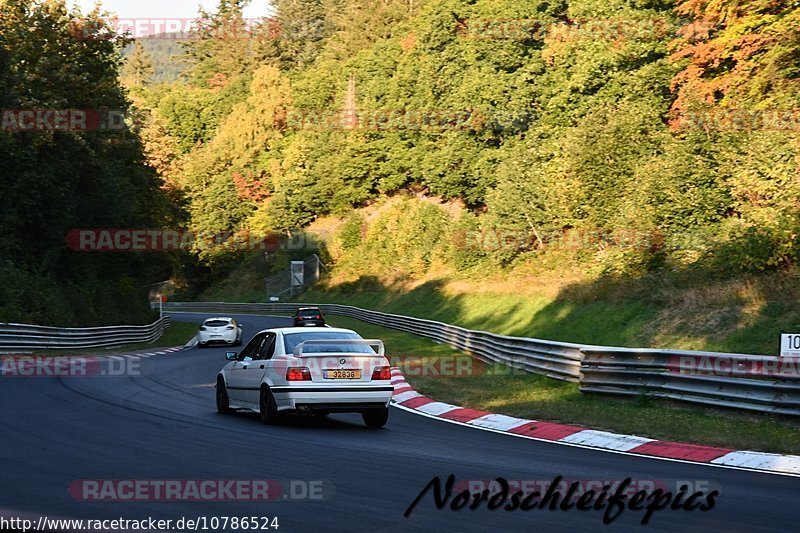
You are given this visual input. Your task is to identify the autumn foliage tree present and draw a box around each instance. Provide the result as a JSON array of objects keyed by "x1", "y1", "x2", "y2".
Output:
[
  {"x1": 130, "y1": 0, "x2": 800, "y2": 281},
  {"x1": 670, "y1": 0, "x2": 800, "y2": 117}
]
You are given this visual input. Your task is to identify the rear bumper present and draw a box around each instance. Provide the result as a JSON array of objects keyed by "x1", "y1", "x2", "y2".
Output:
[
  {"x1": 294, "y1": 402, "x2": 388, "y2": 413},
  {"x1": 198, "y1": 335, "x2": 237, "y2": 345},
  {"x1": 271, "y1": 385, "x2": 393, "y2": 412}
]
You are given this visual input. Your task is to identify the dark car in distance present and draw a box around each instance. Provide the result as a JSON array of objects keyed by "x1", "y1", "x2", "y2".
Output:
[{"x1": 293, "y1": 307, "x2": 326, "y2": 327}]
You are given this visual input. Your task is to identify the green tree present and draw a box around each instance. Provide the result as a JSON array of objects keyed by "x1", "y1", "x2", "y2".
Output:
[
  {"x1": 270, "y1": 0, "x2": 329, "y2": 70},
  {"x1": 185, "y1": 0, "x2": 254, "y2": 86},
  {"x1": 0, "y1": 0, "x2": 171, "y2": 325},
  {"x1": 121, "y1": 41, "x2": 154, "y2": 88}
]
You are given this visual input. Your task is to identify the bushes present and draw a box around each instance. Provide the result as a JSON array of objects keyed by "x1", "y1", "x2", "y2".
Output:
[
  {"x1": 705, "y1": 219, "x2": 800, "y2": 275},
  {"x1": 445, "y1": 213, "x2": 486, "y2": 271},
  {"x1": 339, "y1": 212, "x2": 366, "y2": 251},
  {"x1": 0, "y1": 262, "x2": 156, "y2": 327},
  {"x1": 332, "y1": 198, "x2": 452, "y2": 278}
]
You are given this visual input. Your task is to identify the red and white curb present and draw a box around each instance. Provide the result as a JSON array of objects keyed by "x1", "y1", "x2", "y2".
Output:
[{"x1": 390, "y1": 368, "x2": 800, "y2": 477}]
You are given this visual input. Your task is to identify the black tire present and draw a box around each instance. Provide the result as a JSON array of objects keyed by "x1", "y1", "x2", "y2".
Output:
[
  {"x1": 216, "y1": 378, "x2": 232, "y2": 415},
  {"x1": 198, "y1": 342, "x2": 206, "y2": 349},
  {"x1": 259, "y1": 386, "x2": 280, "y2": 425},
  {"x1": 362, "y1": 407, "x2": 389, "y2": 428}
]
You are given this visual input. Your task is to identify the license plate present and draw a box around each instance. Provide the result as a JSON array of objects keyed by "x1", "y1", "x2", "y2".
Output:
[{"x1": 324, "y1": 370, "x2": 361, "y2": 380}]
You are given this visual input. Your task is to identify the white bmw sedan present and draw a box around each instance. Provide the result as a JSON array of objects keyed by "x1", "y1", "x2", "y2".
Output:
[
  {"x1": 197, "y1": 317, "x2": 243, "y2": 348},
  {"x1": 216, "y1": 327, "x2": 393, "y2": 428}
]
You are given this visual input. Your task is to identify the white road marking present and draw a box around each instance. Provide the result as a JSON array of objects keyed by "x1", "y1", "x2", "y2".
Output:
[
  {"x1": 711, "y1": 451, "x2": 800, "y2": 474},
  {"x1": 416, "y1": 402, "x2": 460, "y2": 416},
  {"x1": 558, "y1": 430, "x2": 655, "y2": 452},
  {"x1": 467, "y1": 414, "x2": 531, "y2": 432}
]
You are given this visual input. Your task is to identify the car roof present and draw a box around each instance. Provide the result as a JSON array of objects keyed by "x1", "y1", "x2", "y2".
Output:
[
  {"x1": 262, "y1": 326, "x2": 356, "y2": 336},
  {"x1": 204, "y1": 317, "x2": 234, "y2": 322},
  {"x1": 297, "y1": 307, "x2": 321, "y2": 311}
]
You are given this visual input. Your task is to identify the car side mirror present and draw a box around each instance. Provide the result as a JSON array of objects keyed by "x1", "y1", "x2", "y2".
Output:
[
  {"x1": 239, "y1": 323, "x2": 244, "y2": 328},
  {"x1": 226, "y1": 352, "x2": 238, "y2": 361}
]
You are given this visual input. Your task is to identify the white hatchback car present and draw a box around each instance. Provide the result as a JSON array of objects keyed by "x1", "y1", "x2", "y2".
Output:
[
  {"x1": 216, "y1": 327, "x2": 393, "y2": 428},
  {"x1": 197, "y1": 317, "x2": 243, "y2": 348}
]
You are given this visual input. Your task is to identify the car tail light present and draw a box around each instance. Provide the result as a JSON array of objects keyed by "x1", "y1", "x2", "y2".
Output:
[
  {"x1": 372, "y1": 366, "x2": 391, "y2": 380},
  {"x1": 287, "y1": 367, "x2": 312, "y2": 381},
  {"x1": 199, "y1": 326, "x2": 206, "y2": 331}
]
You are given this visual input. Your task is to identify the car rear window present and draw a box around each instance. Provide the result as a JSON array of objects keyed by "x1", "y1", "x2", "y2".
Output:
[
  {"x1": 204, "y1": 320, "x2": 230, "y2": 327},
  {"x1": 283, "y1": 331, "x2": 374, "y2": 354},
  {"x1": 299, "y1": 310, "x2": 321, "y2": 317}
]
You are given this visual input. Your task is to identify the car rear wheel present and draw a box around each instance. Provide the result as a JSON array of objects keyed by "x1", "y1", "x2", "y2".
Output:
[
  {"x1": 216, "y1": 378, "x2": 232, "y2": 415},
  {"x1": 362, "y1": 407, "x2": 389, "y2": 428},
  {"x1": 259, "y1": 386, "x2": 280, "y2": 425}
]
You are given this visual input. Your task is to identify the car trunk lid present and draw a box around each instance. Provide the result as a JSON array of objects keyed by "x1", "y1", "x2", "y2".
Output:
[{"x1": 292, "y1": 340, "x2": 387, "y2": 383}]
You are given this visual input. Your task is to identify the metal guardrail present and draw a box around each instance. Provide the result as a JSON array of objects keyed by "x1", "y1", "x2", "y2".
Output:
[
  {"x1": 165, "y1": 301, "x2": 800, "y2": 416},
  {"x1": 165, "y1": 302, "x2": 585, "y2": 382},
  {"x1": 580, "y1": 347, "x2": 800, "y2": 416},
  {"x1": 0, "y1": 317, "x2": 172, "y2": 350}
]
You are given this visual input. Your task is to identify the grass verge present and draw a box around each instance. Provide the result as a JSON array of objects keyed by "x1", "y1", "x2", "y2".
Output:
[
  {"x1": 327, "y1": 315, "x2": 800, "y2": 455},
  {"x1": 301, "y1": 270, "x2": 800, "y2": 356}
]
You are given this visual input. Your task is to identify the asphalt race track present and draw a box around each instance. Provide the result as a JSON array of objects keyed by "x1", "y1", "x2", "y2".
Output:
[{"x1": 1, "y1": 311, "x2": 798, "y2": 532}]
